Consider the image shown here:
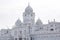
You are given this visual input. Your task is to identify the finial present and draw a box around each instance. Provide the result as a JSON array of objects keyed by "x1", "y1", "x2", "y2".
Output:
[
  {"x1": 54, "y1": 19, "x2": 55, "y2": 22},
  {"x1": 48, "y1": 20, "x2": 50, "y2": 23},
  {"x1": 28, "y1": 2, "x2": 30, "y2": 6}
]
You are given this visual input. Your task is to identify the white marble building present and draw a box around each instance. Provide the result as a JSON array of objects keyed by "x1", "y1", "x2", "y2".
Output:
[{"x1": 0, "y1": 4, "x2": 60, "y2": 40}]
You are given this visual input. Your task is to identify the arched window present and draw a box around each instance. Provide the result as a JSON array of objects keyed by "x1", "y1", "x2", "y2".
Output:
[
  {"x1": 19, "y1": 38, "x2": 22, "y2": 40},
  {"x1": 50, "y1": 29, "x2": 54, "y2": 31},
  {"x1": 20, "y1": 31, "x2": 22, "y2": 34},
  {"x1": 40, "y1": 27, "x2": 43, "y2": 29},
  {"x1": 31, "y1": 37, "x2": 32, "y2": 40},
  {"x1": 15, "y1": 38, "x2": 17, "y2": 40}
]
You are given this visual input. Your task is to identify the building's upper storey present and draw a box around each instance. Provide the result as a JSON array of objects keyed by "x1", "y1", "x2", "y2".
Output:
[
  {"x1": 33, "y1": 19, "x2": 60, "y2": 35},
  {"x1": 14, "y1": 4, "x2": 60, "y2": 33},
  {"x1": 13, "y1": 5, "x2": 60, "y2": 35}
]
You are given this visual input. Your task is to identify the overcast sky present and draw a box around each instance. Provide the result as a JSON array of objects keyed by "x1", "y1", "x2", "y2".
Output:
[{"x1": 0, "y1": 0, "x2": 60, "y2": 29}]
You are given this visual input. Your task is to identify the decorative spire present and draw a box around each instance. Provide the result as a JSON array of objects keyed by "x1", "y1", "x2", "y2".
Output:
[
  {"x1": 48, "y1": 20, "x2": 50, "y2": 23},
  {"x1": 28, "y1": 2, "x2": 30, "y2": 6},
  {"x1": 54, "y1": 19, "x2": 55, "y2": 22}
]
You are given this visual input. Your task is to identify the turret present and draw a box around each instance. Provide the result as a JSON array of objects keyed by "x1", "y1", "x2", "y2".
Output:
[{"x1": 23, "y1": 4, "x2": 35, "y2": 25}]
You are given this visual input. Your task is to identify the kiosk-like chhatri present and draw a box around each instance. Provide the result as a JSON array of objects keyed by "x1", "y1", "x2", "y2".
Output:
[{"x1": 0, "y1": 4, "x2": 60, "y2": 40}]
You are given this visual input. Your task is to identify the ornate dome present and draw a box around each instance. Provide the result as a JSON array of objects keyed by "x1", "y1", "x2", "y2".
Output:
[
  {"x1": 36, "y1": 19, "x2": 42, "y2": 25},
  {"x1": 15, "y1": 19, "x2": 22, "y2": 26},
  {"x1": 25, "y1": 4, "x2": 33, "y2": 12}
]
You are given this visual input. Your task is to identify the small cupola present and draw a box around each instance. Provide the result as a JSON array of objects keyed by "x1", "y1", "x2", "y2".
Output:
[
  {"x1": 25, "y1": 4, "x2": 33, "y2": 12},
  {"x1": 36, "y1": 19, "x2": 42, "y2": 25},
  {"x1": 15, "y1": 19, "x2": 22, "y2": 26}
]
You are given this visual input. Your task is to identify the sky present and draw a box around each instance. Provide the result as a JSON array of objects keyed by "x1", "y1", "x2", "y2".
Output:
[{"x1": 0, "y1": 0, "x2": 60, "y2": 29}]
